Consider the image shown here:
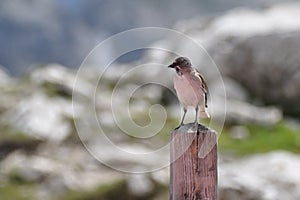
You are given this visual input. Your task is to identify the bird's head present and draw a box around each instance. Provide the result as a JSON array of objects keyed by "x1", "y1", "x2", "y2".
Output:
[{"x1": 168, "y1": 57, "x2": 192, "y2": 75}]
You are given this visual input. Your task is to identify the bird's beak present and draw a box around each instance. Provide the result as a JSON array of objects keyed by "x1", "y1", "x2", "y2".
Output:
[{"x1": 168, "y1": 63, "x2": 176, "y2": 68}]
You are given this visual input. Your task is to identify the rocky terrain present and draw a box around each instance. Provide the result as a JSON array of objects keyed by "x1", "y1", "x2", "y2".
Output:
[{"x1": 0, "y1": 2, "x2": 300, "y2": 200}]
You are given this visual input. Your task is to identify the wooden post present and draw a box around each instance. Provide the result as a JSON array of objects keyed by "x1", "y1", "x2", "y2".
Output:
[{"x1": 170, "y1": 123, "x2": 218, "y2": 200}]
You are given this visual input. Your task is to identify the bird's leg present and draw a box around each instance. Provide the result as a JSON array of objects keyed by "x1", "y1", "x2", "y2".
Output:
[
  {"x1": 180, "y1": 107, "x2": 187, "y2": 125},
  {"x1": 194, "y1": 106, "x2": 198, "y2": 125}
]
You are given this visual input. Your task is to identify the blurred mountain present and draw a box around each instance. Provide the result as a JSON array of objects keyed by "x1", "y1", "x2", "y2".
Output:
[{"x1": 0, "y1": 0, "x2": 292, "y2": 75}]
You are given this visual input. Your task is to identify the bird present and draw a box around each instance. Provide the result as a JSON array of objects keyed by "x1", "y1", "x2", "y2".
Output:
[{"x1": 168, "y1": 57, "x2": 210, "y2": 125}]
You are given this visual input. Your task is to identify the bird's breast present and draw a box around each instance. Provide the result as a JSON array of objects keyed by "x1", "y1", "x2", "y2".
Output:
[{"x1": 174, "y1": 74, "x2": 204, "y2": 107}]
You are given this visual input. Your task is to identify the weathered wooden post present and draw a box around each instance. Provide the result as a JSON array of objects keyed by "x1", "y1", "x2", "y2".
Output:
[{"x1": 170, "y1": 123, "x2": 218, "y2": 200}]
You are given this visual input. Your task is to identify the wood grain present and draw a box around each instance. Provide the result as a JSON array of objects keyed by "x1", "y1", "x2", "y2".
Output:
[{"x1": 170, "y1": 123, "x2": 217, "y2": 200}]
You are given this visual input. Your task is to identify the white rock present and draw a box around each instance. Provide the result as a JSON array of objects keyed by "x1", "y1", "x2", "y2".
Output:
[
  {"x1": 151, "y1": 167, "x2": 170, "y2": 186},
  {"x1": 220, "y1": 151, "x2": 300, "y2": 200},
  {"x1": 0, "y1": 65, "x2": 14, "y2": 86},
  {"x1": 225, "y1": 100, "x2": 282, "y2": 126},
  {"x1": 127, "y1": 172, "x2": 154, "y2": 197},
  {"x1": 3, "y1": 92, "x2": 73, "y2": 142},
  {"x1": 31, "y1": 64, "x2": 93, "y2": 98}
]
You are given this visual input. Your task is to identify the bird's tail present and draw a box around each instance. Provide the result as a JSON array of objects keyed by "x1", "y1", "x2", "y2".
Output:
[{"x1": 199, "y1": 108, "x2": 210, "y2": 118}]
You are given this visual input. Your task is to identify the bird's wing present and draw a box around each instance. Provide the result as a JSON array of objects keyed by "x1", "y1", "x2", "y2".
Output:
[{"x1": 194, "y1": 69, "x2": 208, "y2": 108}]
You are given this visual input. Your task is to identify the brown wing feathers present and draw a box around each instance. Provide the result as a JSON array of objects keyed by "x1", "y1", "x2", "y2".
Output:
[{"x1": 195, "y1": 69, "x2": 208, "y2": 108}]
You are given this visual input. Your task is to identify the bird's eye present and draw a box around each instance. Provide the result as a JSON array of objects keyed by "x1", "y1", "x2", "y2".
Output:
[{"x1": 175, "y1": 66, "x2": 180, "y2": 73}]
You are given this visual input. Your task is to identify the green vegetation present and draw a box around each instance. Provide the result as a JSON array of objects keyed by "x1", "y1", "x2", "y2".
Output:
[
  {"x1": 61, "y1": 178, "x2": 168, "y2": 200},
  {"x1": 0, "y1": 126, "x2": 33, "y2": 142},
  {"x1": 42, "y1": 82, "x2": 72, "y2": 99},
  {"x1": 0, "y1": 183, "x2": 35, "y2": 200},
  {"x1": 0, "y1": 125, "x2": 41, "y2": 160},
  {"x1": 61, "y1": 180, "x2": 128, "y2": 200},
  {"x1": 219, "y1": 122, "x2": 300, "y2": 156}
]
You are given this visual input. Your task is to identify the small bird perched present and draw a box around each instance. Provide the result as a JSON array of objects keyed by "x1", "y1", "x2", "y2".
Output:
[{"x1": 168, "y1": 57, "x2": 210, "y2": 125}]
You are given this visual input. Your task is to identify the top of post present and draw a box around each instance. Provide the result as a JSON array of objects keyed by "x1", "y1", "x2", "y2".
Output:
[{"x1": 172, "y1": 123, "x2": 215, "y2": 134}]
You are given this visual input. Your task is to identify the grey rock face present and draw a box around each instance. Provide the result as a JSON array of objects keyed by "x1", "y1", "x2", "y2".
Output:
[
  {"x1": 203, "y1": 3, "x2": 300, "y2": 116},
  {"x1": 217, "y1": 32, "x2": 300, "y2": 116}
]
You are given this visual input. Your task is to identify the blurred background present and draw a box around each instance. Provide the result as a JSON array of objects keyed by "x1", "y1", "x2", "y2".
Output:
[{"x1": 1, "y1": 0, "x2": 300, "y2": 200}]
